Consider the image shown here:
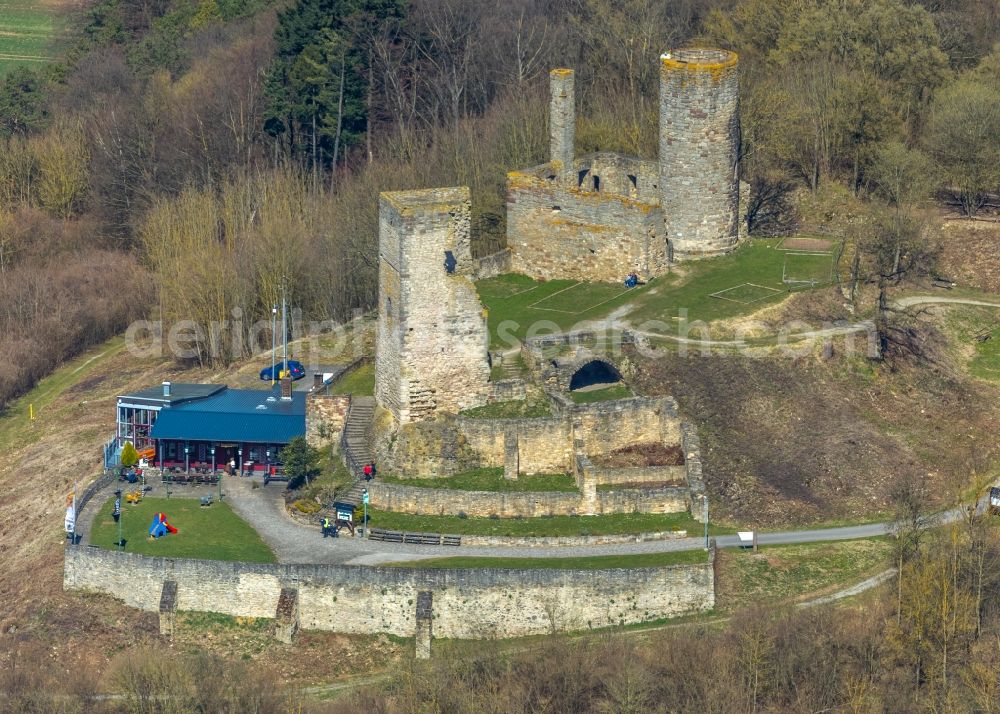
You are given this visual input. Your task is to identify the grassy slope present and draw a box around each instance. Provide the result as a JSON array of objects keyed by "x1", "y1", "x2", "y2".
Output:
[
  {"x1": 380, "y1": 467, "x2": 578, "y2": 492},
  {"x1": 570, "y1": 384, "x2": 633, "y2": 403},
  {"x1": 0, "y1": 2, "x2": 67, "y2": 72},
  {"x1": 386, "y1": 550, "x2": 709, "y2": 570},
  {"x1": 90, "y1": 497, "x2": 276, "y2": 563},
  {"x1": 330, "y1": 363, "x2": 375, "y2": 395},
  {"x1": 716, "y1": 539, "x2": 892, "y2": 610},
  {"x1": 365, "y1": 508, "x2": 733, "y2": 536}
]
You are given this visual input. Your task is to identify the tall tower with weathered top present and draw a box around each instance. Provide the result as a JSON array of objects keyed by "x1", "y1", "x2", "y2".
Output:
[
  {"x1": 549, "y1": 68, "x2": 575, "y2": 176},
  {"x1": 375, "y1": 187, "x2": 490, "y2": 424},
  {"x1": 659, "y1": 48, "x2": 740, "y2": 259}
]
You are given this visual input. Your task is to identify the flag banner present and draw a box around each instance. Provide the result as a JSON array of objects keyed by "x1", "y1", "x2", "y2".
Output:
[{"x1": 64, "y1": 500, "x2": 76, "y2": 533}]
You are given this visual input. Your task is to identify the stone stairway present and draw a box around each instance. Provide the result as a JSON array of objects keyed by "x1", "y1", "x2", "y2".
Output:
[
  {"x1": 341, "y1": 396, "x2": 375, "y2": 506},
  {"x1": 500, "y1": 349, "x2": 522, "y2": 379}
]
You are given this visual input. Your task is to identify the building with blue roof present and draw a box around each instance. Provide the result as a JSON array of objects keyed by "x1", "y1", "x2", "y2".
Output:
[{"x1": 115, "y1": 380, "x2": 306, "y2": 473}]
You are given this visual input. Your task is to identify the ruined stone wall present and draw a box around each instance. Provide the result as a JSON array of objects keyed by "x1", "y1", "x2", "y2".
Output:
[
  {"x1": 64, "y1": 547, "x2": 715, "y2": 639},
  {"x1": 455, "y1": 414, "x2": 573, "y2": 475},
  {"x1": 572, "y1": 397, "x2": 681, "y2": 453},
  {"x1": 659, "y1": 48, "x2": 740, "y2": 259},
  {"x1": 506, "y1": 167, "x2": 666, "y2": 282},
  {"x1": 367, "y1": 481, "x2": 689, "y2": 517},
  {"x1": 375, "y1": 187, "x2": 491, "y2": 424},
  {"x1": 306, "y1": 395, "x2": 350, "y2": 448}
]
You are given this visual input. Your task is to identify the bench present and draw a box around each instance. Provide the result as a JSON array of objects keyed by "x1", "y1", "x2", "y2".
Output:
[
  {"x1": 264, "y1": 473, "x2": 290, "y2": 485},
  {"x1": 366, "y1": 528, "x2": 461, "y2": 546}
]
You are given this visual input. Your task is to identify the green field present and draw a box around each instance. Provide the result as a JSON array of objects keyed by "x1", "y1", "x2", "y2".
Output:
[
  {"x1": 381, "y1": 467, "x2": 578, "y2": 492},
  {"x1": 90, "y1": 496, "x2": 276, "y2": 563},
  {"x1": 459, "y1": 392, "x2": 552, "y2": 418},
  {"x1": 330, "y1": 362, "x2": 375, "y2": 395},
  {"x1": 569, "y1": 384, "x2": 633, "y2": 403},
  {"x1": 0, "y1": 2, "x2": 67, "y2": 73},
  {"x1": 365, "y1": 508, "x2": 733, "y2": 537},
  {"x1": 476, "y1": 239, "x2": 837, "y2": 347},
  {"x1": 386, "y1": 550, "x2": 709, "y2": 570}
]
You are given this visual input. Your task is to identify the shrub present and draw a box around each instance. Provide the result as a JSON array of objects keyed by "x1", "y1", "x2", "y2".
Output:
[{"x1": 292, "y1": 499, "x2": 321, "y2": 514}]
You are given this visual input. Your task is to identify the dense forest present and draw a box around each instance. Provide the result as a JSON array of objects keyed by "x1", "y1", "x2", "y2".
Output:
[{"x1": 3, "y1": 0, "x2": 1000, "y2": 405}]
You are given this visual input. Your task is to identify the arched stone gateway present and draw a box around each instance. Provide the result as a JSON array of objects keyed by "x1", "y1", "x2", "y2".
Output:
[{"x1": 569, "y1": 360, "x2": 622, "y2": 391}]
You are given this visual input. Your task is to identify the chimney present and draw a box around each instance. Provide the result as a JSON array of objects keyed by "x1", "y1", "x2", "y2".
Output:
[
  {"x1": 281, "y1": 376, "x2": 293, "y2": 400},
  {"x1": 162, "y1": 381, "x2": 171, "y2": 398},
  {"x1": 549, "y1": 68, "x2": 575, "y2": 174},
  {"x1": 313, "y1": 373, "x2": 323, "y2": 390}
]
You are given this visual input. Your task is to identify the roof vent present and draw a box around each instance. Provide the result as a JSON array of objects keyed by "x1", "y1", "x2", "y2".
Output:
[
  {"x1": 266, "y1": 396, "x2": 277, "y2": 402},
  {"x1": 256, "y1": 404, "x2": 267, "y2": 410},
  {"x1": 162, "y1": 381, "x2": 171, "y2": 397}
]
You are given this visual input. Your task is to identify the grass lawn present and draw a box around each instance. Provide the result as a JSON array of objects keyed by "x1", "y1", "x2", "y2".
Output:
[
  {"x1": 330, "y1": 363, "x2": 375, "y2": 395},
  {"x1": 476, "y1": 239, "x2": 835, "y2": 346},
  {"x1": 715, "y1": 538, "x2": 892, "y2": 610},
  {"x1": 90, "y1": 496, "x2": 276, "y2": 563},
  {"x1": 365, "y1": 508, "x2": 733, "y2": 537},
  {"x1": 459, "y1": 393, "x2": 551, "y2": 418},
  {"x1": 385, "y1": 550, "x2": 709, "y2": 570},
  {"x1": 381, "y1": 467, "x2": 578, "y2": 492},
  {"x1": 570, "y1": 384, "x2": 633, "y2": 403},
  {"x1": 0, "y1": 3, "x2": 67, "y2": 73}
]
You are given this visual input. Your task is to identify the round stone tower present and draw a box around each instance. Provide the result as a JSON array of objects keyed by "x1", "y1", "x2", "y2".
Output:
[{"x1": 659, "y1": 48, "x2": 739, "y2": 259}]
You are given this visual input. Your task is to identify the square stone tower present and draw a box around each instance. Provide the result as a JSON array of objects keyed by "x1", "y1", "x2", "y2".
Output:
[{"x1": 375, "y1": 187, "x2": 491, "y2": 423}]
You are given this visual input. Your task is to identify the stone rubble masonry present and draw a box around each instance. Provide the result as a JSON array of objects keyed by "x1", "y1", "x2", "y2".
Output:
[
  {"x1": 659, "y1": 48, "x2": 740, "y2": 259},
  {"x1": 415, "y1": 591, "x2": 433, "y2": 659},
  {"x1": 549, "y1": 69, "x2": 575, "y2": 175},
  {"x1": 306, "y1": 394, "x2": 350, "y2": 448},
  {"x1": 682, "y1": 422, "x2": 708, "y2": 523},
  {"x1": 159, "y1": 580, "x2": 177, "y2": 638},
  {"x1": 274, "y1": 587, "x2": 299, "y2": 644},
  {"x1": 368, "y1": 480, "x2": 687, "y2": 518},
  {"x1": 506, "y1": 155, "x2": 666, "y2": 282},
  {"x1": 456, "y1": 530, "x2": 688, "y2": 548},
  {"x1": 375, "y1": 187, "x2": 491, "y2": 424},
  {"x1": 64, "y1": 547, "x2": 715, "y2": 639}
]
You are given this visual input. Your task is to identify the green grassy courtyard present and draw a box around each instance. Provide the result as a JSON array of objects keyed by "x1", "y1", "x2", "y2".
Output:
[
  {"x1": 365, "y1": 508, "x2": 733, "y2": 537},
  {"x1": 329, "y1": 363, "x2": 375, "y2": 395},
  {"x1": 90, "y1": 496, "x2": 276, "y2": 563},
  {"x1": 475, "y1": 238, "x2": 837, "y2": 347}
]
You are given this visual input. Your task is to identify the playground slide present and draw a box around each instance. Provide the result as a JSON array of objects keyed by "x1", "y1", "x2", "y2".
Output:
[{"x1": 148, "y1": 513, "x2": 177, "y2": 538}]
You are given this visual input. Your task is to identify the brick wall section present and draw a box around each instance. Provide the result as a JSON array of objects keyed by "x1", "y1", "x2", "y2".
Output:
[
  {"x1": 375, "y1": 187, "x2": 491, "y2": 423},
  {"x1": 306, "y1": 395, "x2": 350, "y2": 448},
  {"x1": 64, "y1": 547, "x2": 715, "y2": 638},
  {"x1": 659, "y1": 48, "x2": 740, "y2": 259},
  {"x1": 506, "y1": 165, "x2": 666, "y2": 282}
]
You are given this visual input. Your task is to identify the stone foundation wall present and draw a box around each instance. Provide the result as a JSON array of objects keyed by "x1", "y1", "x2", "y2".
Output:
[
  {"x1": 306, "y1": 395, "x2": 350, "y2": 448},
  {"x1": 388, "y1": 396, "x2": 682, "y2": 478},
  {"x1": 64, "y1": 547, "x2": 715, "y2": 639},
  {"x1": 506, "y1": 165, "x2": 666, "y2": 282},
  {"x1": 587, "y1": 464, "x2": 687, "y2": 487},
  {"x1": 367, "y1": 481, "x2": 689, "y2": 517}
]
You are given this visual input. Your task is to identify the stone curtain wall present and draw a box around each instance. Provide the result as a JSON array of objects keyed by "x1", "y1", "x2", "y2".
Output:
[
  {"x1": 64, "y1": 547, "x2": 715, "y2": 638},
  {"x1": 587, "y1": 464, "x2": 687, "y2": 487},
  {"x1": 456, "y1": 414, "x2": 573, "y2": 475},
  {"x1": 374, "y1": 187, "x2": 491, "y2": 423},
  {"x1": 659, "y1": 48, "x2": 740, "y2": 259},
  {"x1": 506, "y1": 167, "x2": 666, "y2": 282},
  {"x1": 571, "y1": 397, "x2": 681, "y2": 454},
  {"x1": 367, "y1": 481, "x2": 689, "y2": 517}
]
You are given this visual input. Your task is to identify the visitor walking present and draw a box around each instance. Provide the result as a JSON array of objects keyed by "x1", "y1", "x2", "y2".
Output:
[
  {"x1": 321, "y1": 516, "x2": 332, "y2": 538},
  {"x1": 363, "y1": 463, "x2": 373, "y2": 481}
]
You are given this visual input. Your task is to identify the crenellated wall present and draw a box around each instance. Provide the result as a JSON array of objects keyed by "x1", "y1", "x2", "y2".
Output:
[{"x1": 64, "y1": 547, "x2": 715, "y2": 639}]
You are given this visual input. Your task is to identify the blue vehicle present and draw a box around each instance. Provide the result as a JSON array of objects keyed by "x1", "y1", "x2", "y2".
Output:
[{"x1": 260, "y1": 360, "x2": 306, "y2": 381}]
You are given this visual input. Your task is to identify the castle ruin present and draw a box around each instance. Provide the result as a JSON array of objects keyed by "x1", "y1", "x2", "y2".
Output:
[
  {"x1": 376, "y1": 47, "x2": 741, "y2": 425},
  {"x1": 506, "y1": 48, "x2": 741, "y2": 282}
]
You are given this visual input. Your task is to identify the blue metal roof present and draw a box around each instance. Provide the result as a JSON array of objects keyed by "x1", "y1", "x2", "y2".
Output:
[{"x1": 149, "y1": 387, "x2": 306, "y2": 444}]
